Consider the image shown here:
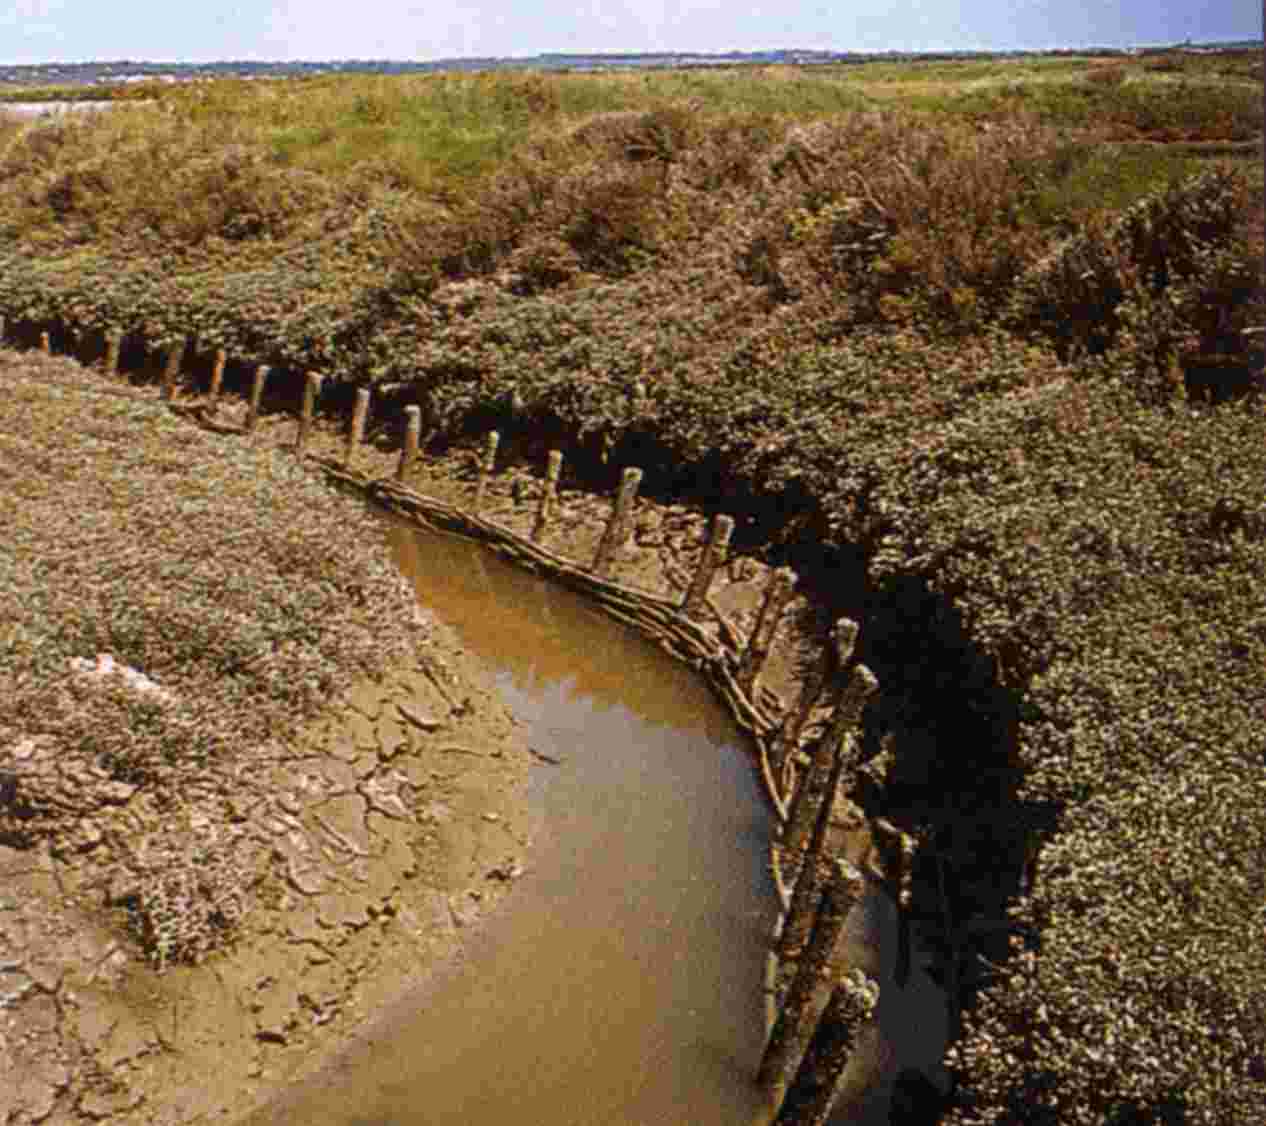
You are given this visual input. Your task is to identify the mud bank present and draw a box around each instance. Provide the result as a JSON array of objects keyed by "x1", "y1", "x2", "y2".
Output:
[{"x1": 1, "y1": 628, "x2": 534, "y2": 1126}]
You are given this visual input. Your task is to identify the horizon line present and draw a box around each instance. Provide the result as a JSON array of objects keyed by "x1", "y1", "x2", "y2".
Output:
[{"x1": 2, "y1": 37, "x2": 1260, "y2": 70}]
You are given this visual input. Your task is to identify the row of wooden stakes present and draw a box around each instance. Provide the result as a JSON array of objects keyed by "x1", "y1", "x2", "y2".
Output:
[{"x1": 16, "y1": 321, "x2": 890, "y2": 1126}]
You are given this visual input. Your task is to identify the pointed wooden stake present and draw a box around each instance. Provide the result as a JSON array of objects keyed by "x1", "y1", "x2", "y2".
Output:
[
  {"x1": 245, "y1": 364, "x2": 269, "y2": 433},
  {"x1": 771, "y1": 630, "x2": 839, "y2": 795},
  {"x1": 345, "y1": 388, "x2": 370, "y2": 471},
  {"x1": 773, "y1": 971, "x2": 880, "y2": 1126},
  {"x1": 473, "y1": 430, "x2": 500, "y2": 509},
  {"x1": 39, "y1": 331, "x2": 51, "y2": 355},
  {"x1": 784, "y1": 631, "x2": 871, "y2": 855},
  {"x1": 295, "y1": 372, "x2": 321, "y2": 456},
  {"x1": 209, "y1": 348, "x2": 227, "y2": 399},
  {"x1": 398, "y1": 406, "x2": 422, "y2": 481},
  {"x1": 781, "y1": 620, "x2": 859, "y2": 842},
  {"x1": 758, "y1": 859, "x2": 865, "y2": 1096},
  {"x1": 592, "y1": 467, "x2": 643, "y2": 577},
  {"x1": 532, "y1": 450, "x2": 564, "y2": 543},
  {"x1": 873, "y1": 817, "x2": 917, "y2": 988},
  {"x1": 161, "y1": 338, "x2": 187, "y2": 401},
  {"x1": 738, "y1": 566, "x2": 797, "y2": 695},
  {"x1": 682, "y1": 513, "x2": 735, "y2": 617},
  {"x1": 104, "y1": 331, "x2": 121, "y2": 378},
  {"x1": 779, "y1": 719, "x2": 871, "y2": 957}
]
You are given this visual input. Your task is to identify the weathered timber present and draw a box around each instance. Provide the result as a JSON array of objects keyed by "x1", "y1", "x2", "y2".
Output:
[
  {"x1": 782, "y1": 620, "x2": 862, "y2": 856},
  {"x1": 104, "y1": 331, "x2": 121, "y2": 378},
  {"x1": 344, "y1": 388, "x2": 370, "y2": 471},
  {"x1": 681, "y1": 513, "x2": 735, "y2": 616},
  {"x1": 39, "y1": 331, "x2": 50, "y2": 356},
  {"x1": 872, "y1": 817, "x2": 918, "y2": 988},
  {"x1": 209, "y1": 349, "x2": 227, "y2": 399},
  {"x1": 532, "y1": 450, "x2": 564, "y2": 543},
  {"x1": 738, "y1": 566, "x2": 797, "y2": 695},
  {"x1": 161, "y1": 338, "x2": 187, "y2": 401},
  {"x1": 758, "y1": 859, "x2": 865, "y2": 1095},
  {"x1": 473, "y1": 430, "x2": 500, "y2": 509},
  {"x1": 296, "y1": 371, "x2": 321, "y2": 456},
  {"x1": 781, "y1": 766, "x2": 854, "y2": 958},
  {"x1": 397, "y1": 406, "x2": 422, "y2": 481},
  {"x1": 245, "y1": 365, "x2": 269, "y2": 433},
  {"x1": 592, "y1": 466, "x2": 643, "y2": 577},
  {"x1": 773, "y1": 970, "x2": 880, "y2": 1126},
  {"x1": 771, "y1": 625, "x2": 842, "y2": 796},
  {"x1": 778, "y1": 665, "x2": 877, "y2": 958}
]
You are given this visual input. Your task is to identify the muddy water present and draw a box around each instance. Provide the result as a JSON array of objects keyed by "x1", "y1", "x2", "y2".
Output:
[{"x1": 253, "y1": 523, "x2": 948, "y2": 1125}]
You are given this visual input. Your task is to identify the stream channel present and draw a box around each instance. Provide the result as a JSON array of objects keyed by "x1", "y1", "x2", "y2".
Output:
[{"x1": 251, "y1": 519, "x2": 948, "y2": 1125}]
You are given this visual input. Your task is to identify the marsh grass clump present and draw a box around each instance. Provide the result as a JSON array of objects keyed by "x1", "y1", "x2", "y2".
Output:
[{"x1": 0, "y1": 352, "x2": 429, "y2": 966}]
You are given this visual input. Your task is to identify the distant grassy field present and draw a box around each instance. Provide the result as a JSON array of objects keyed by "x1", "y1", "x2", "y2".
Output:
[{"x1": 1, "y1": 51, "x2": 1263, "y2": 1126}]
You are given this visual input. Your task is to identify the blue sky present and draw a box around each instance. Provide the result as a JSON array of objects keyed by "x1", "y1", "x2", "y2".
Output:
[{"x1": 3, "y1": 1, "x2": 1260, "y2": 65}]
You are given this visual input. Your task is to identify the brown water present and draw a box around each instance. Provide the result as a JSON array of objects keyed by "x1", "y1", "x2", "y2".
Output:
[{"x1": 251, "y1": 522, "x2": 948, "y2": 1126}]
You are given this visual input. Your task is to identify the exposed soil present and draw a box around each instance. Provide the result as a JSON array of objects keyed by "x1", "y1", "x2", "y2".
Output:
[{"x1": 2, "y1": 623, "x2": 536, "y2": 1126}]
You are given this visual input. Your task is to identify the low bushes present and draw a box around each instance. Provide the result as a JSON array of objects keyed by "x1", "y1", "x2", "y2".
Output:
[{"x1": 1008, "y1": 165, "x2": 1262, "y2": 403}]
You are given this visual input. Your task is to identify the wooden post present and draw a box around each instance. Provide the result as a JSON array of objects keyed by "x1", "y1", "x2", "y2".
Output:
[
  {"x1": 531, "y1": 450, "x2": 564, "y2": 543},
  {"x1": 246, "y1": 364, "x2": 269, "y2": 433},
  {"x1": 777, "y1": 668, "x2": 877, "y2": 961},
  {"x1": 681, "y1": 513, "x2": 735, "y2": 617},
  {"x1": 873, "y1": 818, "x2": 917, "y2": 988},
  {"x1": 104, "y1": 331, "x2": 121, "y2": 378},
  {"x1": 345, "y1": 388, "x2": 370, "y2": 471},
  {"x1": 472, "y1": 430, "x2": 500, "y2": 509},
  {"x1": 776, "y1": 620, "x2": 857, "y2": 813},
  {"x1": 397, "y1": 406, "x2": 422, "y2": 481},
  {"x1": 773, "y1": 971, "x2": 880, "y2": 1126},
  {"x1": 296, "y1": 371, "x2": 321, "y2": 456},
  {"x1": 209, "y1": 348, "x2": 227, "y2": 400},
  {"x1": 39, "y1": 331, "x2": 50, "y2": 355},
  {"x1": 758, "y1": 859, "x2": 865, "y2": 1095},
  {"x1": 738, "y1": 566, "x2": 797, "y2": 694},
  {"x1": 161, "y1": 338, "x2": 187, "y2": 401},
  {"x1": 784, "y1": 623, "x2": 865, "y2": 851},
  {"x1": 592, "y1": 466, "x2": 643, "y2": 577}
]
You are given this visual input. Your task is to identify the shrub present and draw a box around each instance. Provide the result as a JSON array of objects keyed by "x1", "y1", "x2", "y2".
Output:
[{"x1": 1007, "y1": 165, "x2": 1255, "y2": 392}]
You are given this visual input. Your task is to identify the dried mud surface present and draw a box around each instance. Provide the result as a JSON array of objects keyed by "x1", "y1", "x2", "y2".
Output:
[
  {"x1": 4, "y1": 378, "x2": 840, "y2": 1126},
  {"x1": 2, "y1": 628, "x2": 535, "y2": 1126}
]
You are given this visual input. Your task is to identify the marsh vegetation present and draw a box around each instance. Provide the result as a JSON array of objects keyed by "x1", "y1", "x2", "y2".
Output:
[{"x1": 1, "y1": 51, "x2": 1263, "y2": 1124}]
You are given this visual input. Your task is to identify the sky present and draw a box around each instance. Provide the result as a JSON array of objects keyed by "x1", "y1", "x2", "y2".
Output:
[{"x1": 2, "y1": 1, "x2": 1260, "y2": 66}]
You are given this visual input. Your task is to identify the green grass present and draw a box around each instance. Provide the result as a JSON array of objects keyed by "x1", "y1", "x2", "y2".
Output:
[{"x1": 1025, "y1": 142, "x2": 1207, "y2": 225}]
